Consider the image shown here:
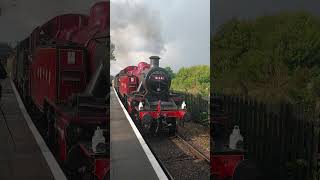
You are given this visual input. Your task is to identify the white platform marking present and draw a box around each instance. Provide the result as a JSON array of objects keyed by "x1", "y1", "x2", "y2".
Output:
[{"x1": 10, "y1": 79, "x2": 67, "y2": 180}]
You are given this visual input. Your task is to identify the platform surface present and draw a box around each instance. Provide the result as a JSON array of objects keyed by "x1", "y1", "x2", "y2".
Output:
[
  {"x1": 0, "y1": 78, "x2": 54, "y2": 180},
  {"x1": 110, "y1": 88, "x2": 160, "y2": 180}
]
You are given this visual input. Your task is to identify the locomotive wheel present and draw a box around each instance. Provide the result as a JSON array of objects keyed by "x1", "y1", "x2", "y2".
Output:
[{"x1": 141, "y1": 114, "x2": 153, "y2": 135}]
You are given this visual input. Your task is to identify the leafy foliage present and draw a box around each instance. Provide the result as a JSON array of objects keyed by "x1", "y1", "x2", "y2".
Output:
[
  {"x1": 212, "y1": 12, "x2": 320, "y2": 110},
  {"x1": 164, "y1": 66, "x2": 175, "y2": 79},
  {"x1": 170, "y1": 65, "x2": 210, "y2": 96}
]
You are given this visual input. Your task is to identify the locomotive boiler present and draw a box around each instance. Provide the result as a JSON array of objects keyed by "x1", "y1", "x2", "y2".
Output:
[{"x1": 115, "y1": 56, "x2": 190, "y2": 135}]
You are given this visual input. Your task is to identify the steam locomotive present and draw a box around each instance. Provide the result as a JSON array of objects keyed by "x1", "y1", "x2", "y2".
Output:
[
  {"x1": 11, "y1": 2, "x2": 109, "y2": 180},
  {"x1": 114, "y1": 56, "x2": 190, "y2": 135}
]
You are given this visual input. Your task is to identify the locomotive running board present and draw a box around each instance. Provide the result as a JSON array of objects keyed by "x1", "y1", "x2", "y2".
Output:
[{"x1": 10, "y1": 78, "x2": 67, "y2": 180}]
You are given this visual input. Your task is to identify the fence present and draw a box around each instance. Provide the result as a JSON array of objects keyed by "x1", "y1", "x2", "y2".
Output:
[
  {"x1": 214, "y1": 94, "x2": 320, "y2": 180},
  {"x1": 173, "y1": 91, "x2": 210, "y2": 125}
]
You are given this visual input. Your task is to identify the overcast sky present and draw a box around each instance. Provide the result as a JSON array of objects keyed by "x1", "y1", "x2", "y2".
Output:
[
  {"x1": 0, "y1": 0, "x2": 101, "y2": 46},
  {"x1": 110, "y1": 0, "x2": 210, "y2": 75},
  {"x1": 212, "y1": 0, "x2": 320, "y2": 34}
]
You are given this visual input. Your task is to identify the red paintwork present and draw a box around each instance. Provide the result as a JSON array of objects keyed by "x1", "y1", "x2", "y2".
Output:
[
  {"x1": 58, "y1": 49, "x2": 86, "y2": 102},
  {"x1": 132, "y1": 62, "x2": 150, "y2": 79},
  {"x1": 95, "y1": 159, "x2": 109, "y2": 180},
  {"x1": 139, "y1": 110, "x2": 186, "y2": 120},
  {"x1": 55, "y1": 116, "x2": 68, "y2": 162},
  {"x1": 117, "y1": 62, "x2": 152, "y2": 98},
  {"x1": 118, "y1": 75, "x2": 138, "y2": 98},
  {"x1": 139, "y1": 101, "x2": 186, "y2": 119},
  {"x1": 39, "y1": 14, "x2": 89, "y2": 42},
  {"x1": 116, "y1": 61, "x2": 152, "y2": 97},
  {"x1": 117, "y1": 66, "x2": 140, "y2": 97},
  {"x1": 30, "y1": 48, "x2": 57, "y2": 109},
  {"x1": 29, "y1": 2, "x2": 109, "y2": 77},
  {"x1": 79, "y1": 143, "x2": 109, "y2": 180},
  {"x1": 27, "y1": 1, "x2": 108, "y2": 115},
  {"x1": 14, "y1": 1, "x2": 110, "y2": 178},
  {"x1": 116, "y1": 61, "x2": 187, "y2": 130},
  {"x1": 123, "y1": 66, "x2": 138, "y2": 75},
  {"x1": 117, "y1": 63, "x2": 150, "y2": 98},
  {"x1": 72, "y1": 1, "x2": 109, "y2": 74},
  {"x1": 30, "y1": 47, "x2": 86, "y2": 110},
  {"x1": 212, "y1": 154, "x2": 244, "y2": 179}
]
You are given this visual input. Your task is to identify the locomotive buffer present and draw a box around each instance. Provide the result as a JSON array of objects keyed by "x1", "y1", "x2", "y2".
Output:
[{"x1": 110, "y1": 88, "x2": 168, "y2": 180}]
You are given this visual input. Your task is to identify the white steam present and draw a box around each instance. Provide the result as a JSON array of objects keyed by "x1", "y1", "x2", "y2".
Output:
[{"x1": 110, "y1": 1, "x2": 166, "y2": 75}]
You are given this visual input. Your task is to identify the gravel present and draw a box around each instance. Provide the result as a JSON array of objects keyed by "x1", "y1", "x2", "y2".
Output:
[
  {"x1": 146, "y1": 134, "x2": 210, "y2": 180},
  {"x1": 178, "y1": 122, "x2": 210, "y2": 159}
]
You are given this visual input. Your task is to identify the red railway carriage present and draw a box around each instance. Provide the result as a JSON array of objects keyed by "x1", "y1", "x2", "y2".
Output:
[
  {"x1": 13, "y1": 2, "x2": 109, "y2": 180},
  {"x1": 115, "y1": 56, "x2": 190, "y2": 135}
]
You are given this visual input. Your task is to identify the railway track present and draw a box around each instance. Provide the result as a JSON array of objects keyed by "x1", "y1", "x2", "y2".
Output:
[
  {"x1": 145, "y1": 133, "x2": 210, "y2": 180},
  {"x1": 175, "y1": 135, "x2": 210, "y2": 163}
]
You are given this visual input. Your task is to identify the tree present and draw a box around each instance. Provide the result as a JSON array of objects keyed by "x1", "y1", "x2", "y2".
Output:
[
  {"x1": 212, "y1": 12, "x2": 320, "y2": 106},
  {"x1": 164, "y1": 66, "x2": 175, "y2": 79},
  {"x1": 171, "y1": 65, "x2": 210, "y2": 96}
]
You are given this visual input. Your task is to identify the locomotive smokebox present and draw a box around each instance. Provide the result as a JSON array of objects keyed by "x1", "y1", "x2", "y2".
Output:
[{"x1": 149, "y1": 56, "x2": 160, "y2": 68}]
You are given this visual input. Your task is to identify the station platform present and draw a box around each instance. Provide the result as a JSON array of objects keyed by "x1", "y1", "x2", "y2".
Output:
[
  {"x1": 0, "y1": 78, "x2": 66, "y2": 180},
  {"x1": 110, "y1": 87, "x2": 168, "y2": 180}
]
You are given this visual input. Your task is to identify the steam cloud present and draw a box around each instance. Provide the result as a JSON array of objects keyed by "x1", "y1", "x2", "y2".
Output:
[{"x1": 111, "y1": 1, "x2": 166, "y2": 74}]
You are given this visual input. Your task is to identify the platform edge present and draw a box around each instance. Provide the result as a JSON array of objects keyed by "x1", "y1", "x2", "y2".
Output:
[
  {"x1": 10, "y1": 78, "x2": 67, "y2": 180},
  {"x1": 112, "y1": 87, "x2": 168, "y2": 180}
]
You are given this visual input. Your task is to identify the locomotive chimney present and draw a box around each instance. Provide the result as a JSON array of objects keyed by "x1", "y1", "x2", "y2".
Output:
[{"x1": 149, "y1": 56, "x2": 160, "y2": 68}]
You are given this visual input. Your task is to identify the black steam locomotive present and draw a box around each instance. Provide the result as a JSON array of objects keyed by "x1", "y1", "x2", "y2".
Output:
[{"x1": 114, "y1": 56, "x2": 190, "y2": 135}]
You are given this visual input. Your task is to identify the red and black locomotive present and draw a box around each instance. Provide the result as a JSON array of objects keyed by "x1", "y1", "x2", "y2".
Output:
[
  {"x1": 114, "y1": 56, "x2": 190, "y2": 135},
  {"x1": 11, "y1": 2, "x2": 109, "y2": 180}
]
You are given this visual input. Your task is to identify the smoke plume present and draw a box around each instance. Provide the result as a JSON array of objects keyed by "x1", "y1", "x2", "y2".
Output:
[{"x1": 110, "y1": 1, "x2": 166, "y2": 74}]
